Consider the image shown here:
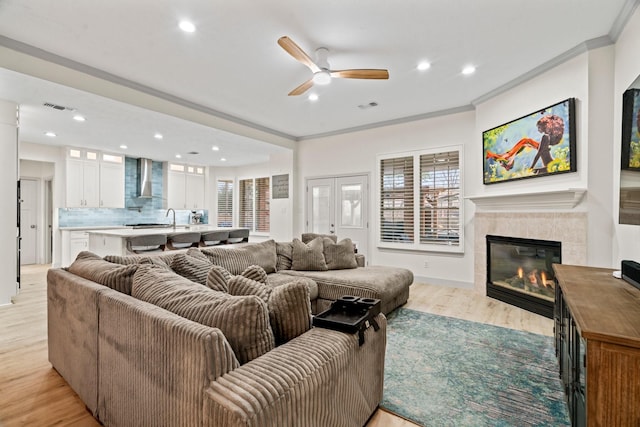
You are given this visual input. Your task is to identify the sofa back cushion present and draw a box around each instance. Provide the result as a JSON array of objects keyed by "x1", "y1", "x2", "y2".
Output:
[
  {"x1": 201, "y1": 240, "x2": 277, "y2": 274},
  {"x1": 323, "y1": 238, "x2": 358, "y2": 270},
  {"x1": 291, "y1": 237, "x2": 328, "y2": 271},
  {"x1": 103, "y1": 254, "x2": 171, "y2": 268},
  {"x1": 301, "y1": 233, "x2": 337, "y2": 244},
  {"x1": 132, "y1": 265, "x2": 274, "y2": 364},
  {"x1": 69, "y1": 251, "x2": 139, "y2": 294}
]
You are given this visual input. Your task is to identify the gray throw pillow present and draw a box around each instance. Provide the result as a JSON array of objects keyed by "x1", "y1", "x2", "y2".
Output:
[
  {"x1": 323, "y1": 238, "x2": 358, "y2": 270},
  {"x1": 206, "y1": 265, "x2": 232, "y2": 292},
  {"x1": 275, "y1": 241, "x2": 293, "y2": 271},
  {"x1": 69, "y1": 251, "x2": 139, "y2": 294},
  {"x1": 291, "y1": 237, "x2": 328, "y2": 271},
  {"x1": 201, "y1": 240, "x2": 277, "y2": 274}
]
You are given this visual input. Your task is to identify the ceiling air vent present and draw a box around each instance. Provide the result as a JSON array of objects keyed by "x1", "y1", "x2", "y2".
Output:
[{"x1": 43, "y1": 102, "x2": 75, "y2": 111}]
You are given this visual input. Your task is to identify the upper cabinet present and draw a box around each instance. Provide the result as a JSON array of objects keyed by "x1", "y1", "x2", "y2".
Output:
[
  {"x1": 167, "y1": 163, "x2": 206, "y2": 209},
  {"x1": 65, "y1": 148, "x2": 124, "y2": 208}
]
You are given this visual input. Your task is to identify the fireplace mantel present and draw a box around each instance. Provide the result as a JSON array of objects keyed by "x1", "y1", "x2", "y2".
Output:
[{"x1": 466, "y1": 188, "x2": 586, "y2": 211}]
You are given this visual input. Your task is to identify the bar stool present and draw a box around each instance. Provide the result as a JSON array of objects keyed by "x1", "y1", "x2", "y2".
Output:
[
  {"x1": 227, "y1": 228, "x2": 249, "y2": 244},
  {"x1": 200, "y1": 230, "x2": 230, "y2": 247},
  {"x1": 166, "y1": 232, "x2": 201, "y2": 250},
  {"x1": 126, "y1": 234, "x2": 167, "y2": 254}
]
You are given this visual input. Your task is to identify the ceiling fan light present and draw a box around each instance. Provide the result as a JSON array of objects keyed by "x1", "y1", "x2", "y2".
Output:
[{"x1": 312, "y1": 70, "x2": 332, "y2": 85}]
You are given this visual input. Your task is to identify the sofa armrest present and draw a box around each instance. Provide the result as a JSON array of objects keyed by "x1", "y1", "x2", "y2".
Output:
[
  {"x1": 355, "y1": 253, "x2": 365, "y2": 267},
  {"x1": 203, "y1": 314, "x2": 386, "y2": 427},
  {"x1": 96, "y1": 290, "x2": 240, "y2": 426}
]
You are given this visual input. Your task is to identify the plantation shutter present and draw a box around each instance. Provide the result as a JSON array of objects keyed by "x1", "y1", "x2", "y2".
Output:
[
  {"x1": 216, "y1": 179, "x2": 233, "y2": 227},
  {"x1": 379, "y1": 156, "x2": 414, "y2": 243},
  {"x1": 255, "y1": 177, "x2": 270, "y2": 232},
  {"x1": 419, "y1": 151, "x2": 460, "y2": 245},
  {"x1": 239, "y1": 179, "x2": 254, "y2": 230}
]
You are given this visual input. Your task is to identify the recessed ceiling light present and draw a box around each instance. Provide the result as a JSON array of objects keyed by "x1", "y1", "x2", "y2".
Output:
[
  {"x1": 212, "y1": 145, "x2": 220, "y2": 151},
  {"x1": 44, "y1": 131, "x2": 56, "y2": 137},
  {"x1": 179, "y1": 20, "x2": 196, "y2": 33},
  {"x1": 154, "y1": 133, "x2": 163, "y2": 140},
  {"x1": 120, "y1": 145, "x2": 128, "y2": 149},
  {"x1": 308, "y1": 93, "x2": 319, "y2": 101},
  {"x1": 417, "y1": 61, "x2": 431, "y2": 71},
  {"x1": 72, "y1": 114, "x2": 86, "y2": 122},
  {"x1": 175, "y1": 154, "x2": 182, "y2": 159},
  {"x1": 462, "y1": 65, "x2": 476, "y2": 75},
  {"x1": 220, "y1": 158, "x2": 227, "y2": 162}
]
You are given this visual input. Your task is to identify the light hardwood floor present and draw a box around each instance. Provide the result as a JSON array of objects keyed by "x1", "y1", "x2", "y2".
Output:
[{"x1": 0, "y1": 265, "x2": 553, "y2": 427}]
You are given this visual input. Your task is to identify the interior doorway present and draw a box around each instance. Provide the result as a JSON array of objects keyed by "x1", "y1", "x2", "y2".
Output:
[
  {"x1": 306, "y1": 174, "x2": 369, "y2": 261},
  {"x1": 19, "y1": 159, "x2": 55, "y2": 265}
]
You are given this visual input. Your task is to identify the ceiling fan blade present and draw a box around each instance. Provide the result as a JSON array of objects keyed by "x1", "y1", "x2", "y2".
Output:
[
  {"x1": 288, "y1": 78, "x2": 314, "y2": 96},
  {"x1": 330, "y1": 69, "x2": 389, "y2": 79},
  {"x1": 278, "y1": 36, "x2": 321, "y2": 73}
]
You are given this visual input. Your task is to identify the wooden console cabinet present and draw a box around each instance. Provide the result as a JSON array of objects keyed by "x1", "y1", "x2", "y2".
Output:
[{"x1": 553, "y1": 264, "x2": 640, "y2": 427}]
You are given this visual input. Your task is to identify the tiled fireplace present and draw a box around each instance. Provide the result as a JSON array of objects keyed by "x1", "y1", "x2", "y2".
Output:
[{"x1": 474, "y1": 211, "x2": 588, "y2": 313}]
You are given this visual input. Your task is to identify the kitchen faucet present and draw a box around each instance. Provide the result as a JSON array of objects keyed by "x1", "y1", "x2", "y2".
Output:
[{"x1": 166, "y1": 208, "x2": 176, "y2": 229}]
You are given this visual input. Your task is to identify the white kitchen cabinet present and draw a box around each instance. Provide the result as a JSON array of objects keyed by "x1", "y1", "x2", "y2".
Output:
[
  {"x1": 65, "y1": 149, "x2": 124, "y2": 208},
  {"x1": 66, "y1": 155, "x2": 99, "y2": 207},
  {"x1": 167, "y1": 163, "x2": 205, "y2": 209},
  {"x1": 99, "y1": 155, "x2": 125, "y2": 208},
  {"x1": 61, "y1": 230, "x2": 89, "y2": 266}
]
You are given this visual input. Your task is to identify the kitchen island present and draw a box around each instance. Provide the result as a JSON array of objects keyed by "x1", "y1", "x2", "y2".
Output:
[{"x1": 87, "y1": 225, "x2": 246, "y2": 257}]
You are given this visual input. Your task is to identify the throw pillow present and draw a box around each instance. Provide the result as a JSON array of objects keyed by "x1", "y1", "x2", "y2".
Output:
[
  {"x1": 170, "y1": 253, "x2": 213, "y2": 286},
  {"x1": 69, "y1": 251, "x2": 139, "y2": 294},
  {"x1": 323, "y1": 238, "x2": 358, "y2": 270},
  {"x1": 291, "y1": 237, "x2": 328, "y2": 271},
  {"x1": 132, "y1": 265, "x2": 274, "y2": 364},
  {"x1": 240, "y1": 265, "x2": 268, "y2": 284},
  {"x1": 301, "y1": 233, "x2": 337, "y2": 244},
  {"x1": 228, "y1": 275, "x2": 312, "y2": 346},
  {"x1": 201, "y1": 240, "x2": 277, "y2": 274},
  {"x1": 206, "y1": 265, "x2": 232, "y2": 292},
  {"x1": 275, "y1": 241, "x2": 293, "y2": 271},
  {"x1": 186, "y1": 247, "x2": 210, "y2": 262}
]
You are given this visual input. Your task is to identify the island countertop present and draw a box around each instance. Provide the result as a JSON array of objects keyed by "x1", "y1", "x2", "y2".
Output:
[{"x1": 85, "y1": 224, "x2": 228, "y2": 237}]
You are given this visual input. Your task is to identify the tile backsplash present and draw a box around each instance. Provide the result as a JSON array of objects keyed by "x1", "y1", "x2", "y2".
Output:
[{"x1": 58, "y1": 208, "x2": 208, "y2": 227}]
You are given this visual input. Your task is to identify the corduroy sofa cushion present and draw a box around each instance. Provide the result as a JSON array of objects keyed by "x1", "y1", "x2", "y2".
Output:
[
  {"x1": 170, "y1": 252, "x2": 213, "y2": 286},
  {"x1": 201, "y1": 239, "x2": 277, "y2": 274},
  {"x1": 228, "y1": 274, "x2": 312, "y2": 345},
  {"x1": 206, "y1": 265, "x2": 232, "y2": 292},
  {"x1": 301, "y1": 233, "x2": 337, "y2": 244},
  {"x1": 291, "y1": 237, "x2": 328, "y2": 271},
  {"x1": 323, "y1": 238, "x2": 358, "y2": 270},
  {"x1": 68, "y1": 251, "x2": 139, "y2": 294},
  {"x1": 132, "y1": 265, "x2": 274, "y2": 364},
  {"x1": 103, "y1": 254, "x2": 171, "y2": 268},
  {"x1": 275, "y1": 241, "x2": 293, "y2": 271}
]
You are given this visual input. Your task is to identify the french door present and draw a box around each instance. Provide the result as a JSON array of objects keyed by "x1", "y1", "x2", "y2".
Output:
[{"x1": 306, "y1": 175, "x2": 368, "y2": 260}]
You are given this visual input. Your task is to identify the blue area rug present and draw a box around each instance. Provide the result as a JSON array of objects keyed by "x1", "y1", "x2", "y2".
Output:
[{"x1": 381, "y1": 308, "x2": 570, "y2": 426}]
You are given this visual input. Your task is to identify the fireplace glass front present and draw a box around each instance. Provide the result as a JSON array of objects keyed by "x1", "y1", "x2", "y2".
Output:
[{"x1": 486, "y1": 235, "x2": 561, "y2": 318}]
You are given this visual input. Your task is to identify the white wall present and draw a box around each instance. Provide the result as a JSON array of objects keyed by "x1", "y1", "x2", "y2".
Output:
[
  {"x1": 297, "y1": 111, "x2": 476, "y2": 287},
  {"x1": 0, "y1": 99, "x2": 18, "y2": 305},
  {"x1": 613, "y1": 6, "x2": 640, "y2": 264}
]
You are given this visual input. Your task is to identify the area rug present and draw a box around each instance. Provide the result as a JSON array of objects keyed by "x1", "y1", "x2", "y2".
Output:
[{"x1": 381, "y1": 308, "x2": 570, "y2": 426}]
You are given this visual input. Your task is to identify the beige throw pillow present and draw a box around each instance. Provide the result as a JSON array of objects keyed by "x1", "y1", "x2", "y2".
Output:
[
  {"x1": 323, "y1": 238, "x2": 358, "y2": 270},
  {"x1": 69, "y1": 251, "x2": 139, "y2": 294},
  {"x1": 291, "y1": 237, "x2": 328, "y2": 271},
  {"x1": 170, "y1": 252, "x2": 213, "y2": 286}
]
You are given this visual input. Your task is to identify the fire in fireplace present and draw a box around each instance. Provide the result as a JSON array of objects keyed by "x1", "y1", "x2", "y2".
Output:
[{"x1": 486, "y1": 235, "x2": 561, "y2": 318}]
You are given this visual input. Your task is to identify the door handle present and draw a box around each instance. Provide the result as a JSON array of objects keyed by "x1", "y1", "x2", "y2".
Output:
[{"x1": 30, "y1": 225, "x2": 36, "y2": 229}]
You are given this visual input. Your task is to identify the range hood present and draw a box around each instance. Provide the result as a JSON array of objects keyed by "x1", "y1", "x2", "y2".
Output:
[{"x1": 137, "y1": 158, "x2": 153, "y2": 198}]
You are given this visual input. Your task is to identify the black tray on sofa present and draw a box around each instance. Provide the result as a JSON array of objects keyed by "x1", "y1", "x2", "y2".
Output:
[{"x1": 313, "y1": 296, "x2": 381, "y2": 335}]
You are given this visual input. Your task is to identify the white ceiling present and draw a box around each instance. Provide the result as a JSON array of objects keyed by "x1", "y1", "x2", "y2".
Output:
[{"x1": 0, "y1": 0, "x2": 636, "y2": 166}]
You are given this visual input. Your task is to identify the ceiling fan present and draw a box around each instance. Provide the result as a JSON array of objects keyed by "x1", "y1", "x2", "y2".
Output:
[{"x1": 277, "y1": 36, "x2": 389, "y2": 96}]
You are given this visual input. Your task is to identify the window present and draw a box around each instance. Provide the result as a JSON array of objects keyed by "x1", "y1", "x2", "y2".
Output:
[
  {"x1": 239, "y1": 177, "x2": 270, "y2": 232},
  {"x1": 217, "y1": 179, "x2": 233, "y2": 227},
  {"x1": 378, "y1": 146, "x2": 463, "y2": 253}
]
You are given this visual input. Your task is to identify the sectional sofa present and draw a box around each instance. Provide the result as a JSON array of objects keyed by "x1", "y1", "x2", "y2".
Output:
[{"x1": 47, "y1": 236, "x2": 413, "y2": 426}]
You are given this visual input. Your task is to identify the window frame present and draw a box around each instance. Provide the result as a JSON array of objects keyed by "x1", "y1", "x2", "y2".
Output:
[
  {"x1": 377, "y1": 145, "x2": 464, "y2": 254},
  {"x1": 216, "y1": 179, "x2": 234, "y2": 228}
]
